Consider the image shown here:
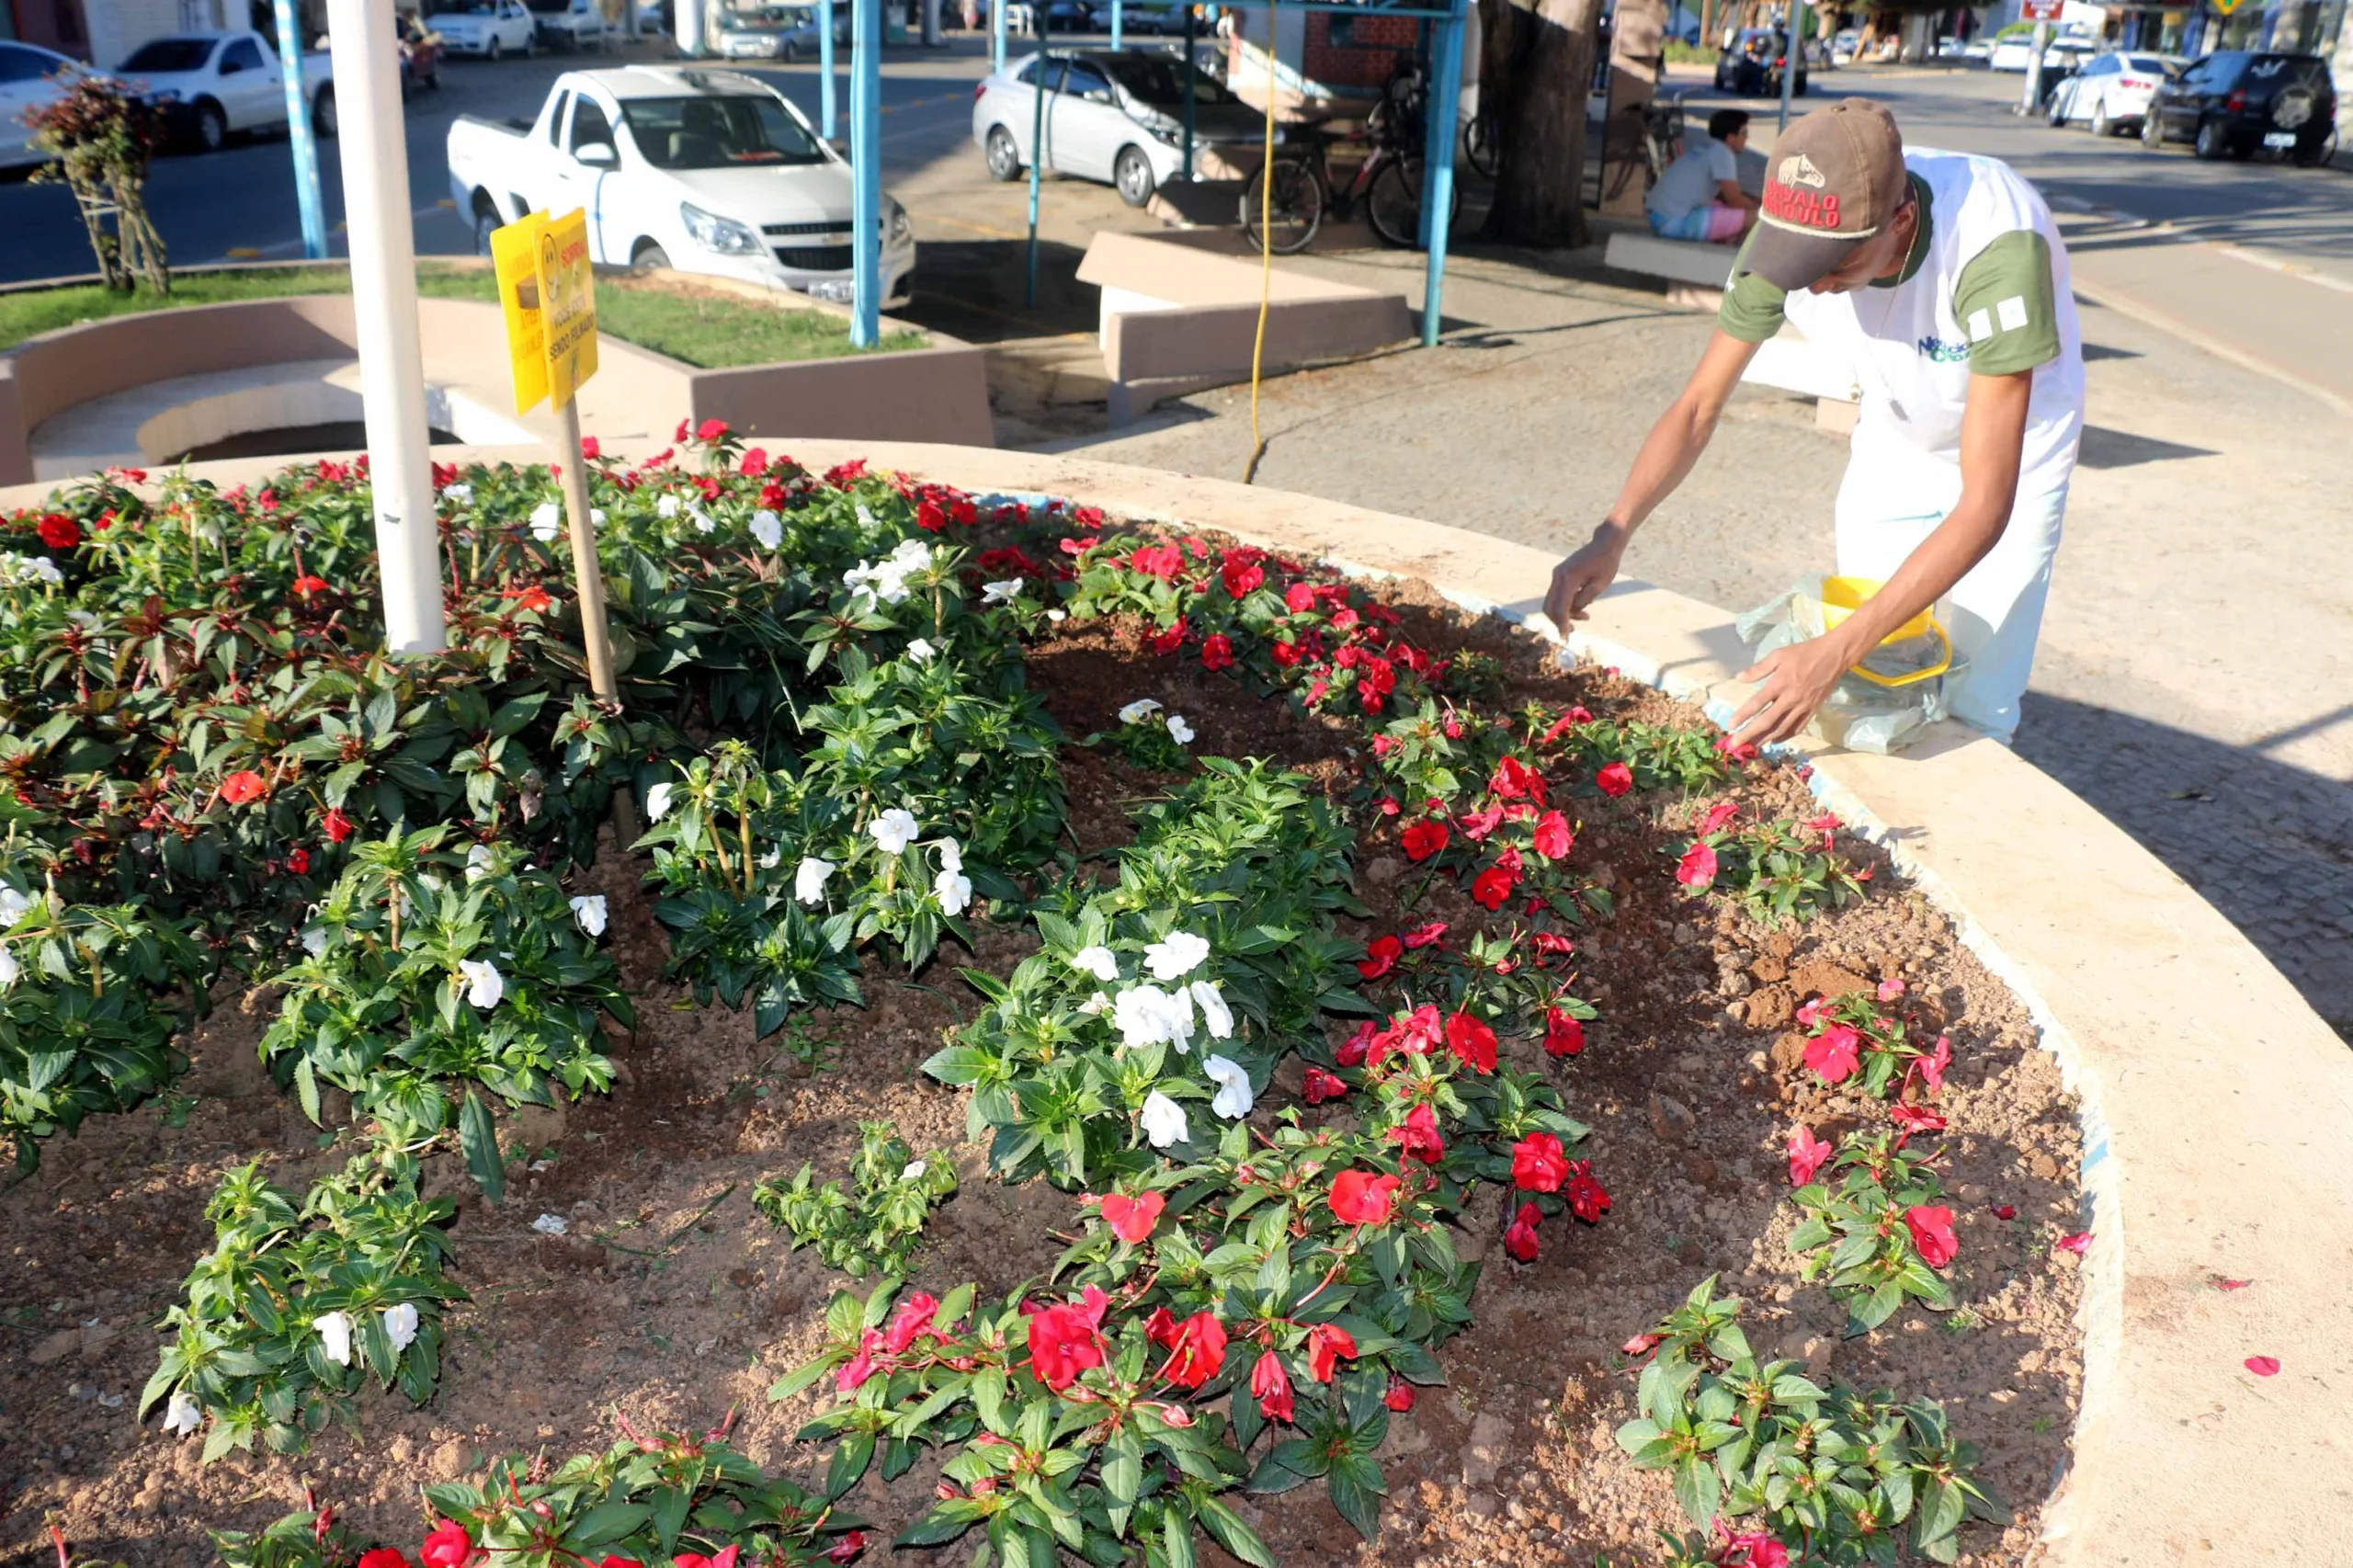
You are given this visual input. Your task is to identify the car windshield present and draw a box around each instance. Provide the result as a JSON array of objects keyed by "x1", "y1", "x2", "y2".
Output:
[
  {"x1": 1097, "y1": 54, "x2": 1234, "y2": 107},
  {"x1": 120, "y1": 38, "x2": 218, "y2": 72},
  {"x1": 438, "y1": 0, "x2": 499, "y2": 13},
  {"x1": 621, "y1": 94, "x2": 826, "y2": 167}
]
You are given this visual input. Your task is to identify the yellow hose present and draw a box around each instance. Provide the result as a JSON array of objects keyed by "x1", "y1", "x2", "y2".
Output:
[{"x1": 1240, "y1": 11, "x2": 1278, "y2": 484}]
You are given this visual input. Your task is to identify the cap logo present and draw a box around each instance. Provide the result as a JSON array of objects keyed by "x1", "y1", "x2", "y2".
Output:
[
  {"x1": 1778, "y1": 152, "x2": 1828, "y2": 188},
  {"x1": 1762, "y1": 180, "x2": 1843, "y2": 231}
]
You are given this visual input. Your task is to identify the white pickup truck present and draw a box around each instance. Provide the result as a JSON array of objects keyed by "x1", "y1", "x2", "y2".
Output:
[
  {"x1": 446, "y1": 65, "x2": 915, "y2": 306},
  {"x1": 115, "y1": 30, "x2": 334, "y2": 152}
]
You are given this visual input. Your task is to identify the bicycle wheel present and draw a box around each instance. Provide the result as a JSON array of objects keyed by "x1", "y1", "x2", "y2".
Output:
[
  {"x1": 1241, "y1": 157, "x2": 1324, "y2": 256},
  {"x1": 1366, "y1": 155, "x2": 1462, "y2": 250},
  {"x1": 1463, "y1": 114, "x2": 1499, "y2": 179}
]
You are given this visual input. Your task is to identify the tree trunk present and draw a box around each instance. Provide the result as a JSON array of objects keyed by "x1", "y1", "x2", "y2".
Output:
[{"x1": 1482, "y1": 0, "x2": 1606, "y2": 249}]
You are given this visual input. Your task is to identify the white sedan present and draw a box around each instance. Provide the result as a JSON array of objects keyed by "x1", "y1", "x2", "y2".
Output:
[
  {"x1": 0, "y1": 40, "x2": 78, "y2": 170},
  {"x1": 972, "y1": 48, "x2": 1266, "y2": 209},
  {"x1": 427, "y1": 0, "x2": 540, "y2": 59},
  {"x1": 2047, "y1": 51, "x2": 2180, "y2": 135}
]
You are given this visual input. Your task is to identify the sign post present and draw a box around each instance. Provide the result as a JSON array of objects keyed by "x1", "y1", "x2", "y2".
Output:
[{"x1": 2018, "y1": 0, "x2": 2062, "y2": 113}]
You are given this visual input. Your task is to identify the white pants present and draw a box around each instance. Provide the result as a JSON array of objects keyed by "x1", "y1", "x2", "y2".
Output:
[{"x1": 1833, "y1": 436, "x2": 2068, "y2": 744}]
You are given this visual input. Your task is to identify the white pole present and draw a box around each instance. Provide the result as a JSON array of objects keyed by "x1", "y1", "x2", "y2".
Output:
[
  {"x1": 2020, "y1": 18, "x2": 2049, "y2": 113},
  {"x1": 324, "y1": 0, "x2": 445, "y2": 654}
]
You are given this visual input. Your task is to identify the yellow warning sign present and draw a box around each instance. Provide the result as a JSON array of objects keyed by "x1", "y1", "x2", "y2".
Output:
[
  {"x1": 489, "y1": 213, "x2": 549, "y2": 415},
  {"x1": 535, "y1": 208, "x2": 599, "y2": 410}
]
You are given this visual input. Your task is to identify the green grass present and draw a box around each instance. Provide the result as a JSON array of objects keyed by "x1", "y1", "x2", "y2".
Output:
[{"x1": 0, "y1": 263, "x2": 924, "y2": 366}]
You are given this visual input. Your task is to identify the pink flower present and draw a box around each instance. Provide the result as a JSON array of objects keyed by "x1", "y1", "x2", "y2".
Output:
[
  {"x1": 1890, "y1": 1103, "x2": 1948, "y2": 1143},
  {"x1": 1595, "y1": 761, "x2": 1633, "y2": 798},
  {"x1": 1905, "y1": 1205, "x2": 1959, "y2": 1269},
  {"x1": 1620, "y1": 1333, "x2": 1662, "y2": 1358},
  {"x1": 2055, "y1": 1232, "x2": 2092, "y2": 1256},
  {"x1": 1876, "y1": 976, "x2": 1906, "y2": 1002},
  {"x1": 1675, "y1": 841, "x2": 1719, "y2": 890},
  {"x1": 1532, "y1": 810, "x2": 1573, "y2": 859},
  {"x1": 2245, "y1": 1355, "x2": 2280, "y2": 1378},
  {"x1": 883, "y1": 1292, "x2": 944, "y2": 1356},
  {"x1": 835, "y1": 1328, "x2": 884, "y2": 1392},
  {"x1": 1787, "y1": 1125, "x2": 1833, "y2": 1187},
  {"x1": 1920, "y1": 1034, "x2": 1951, "y2": 1092},
  {"x1": 1803, "y1": 1024, "x2": 1861, "y2": 1085}
]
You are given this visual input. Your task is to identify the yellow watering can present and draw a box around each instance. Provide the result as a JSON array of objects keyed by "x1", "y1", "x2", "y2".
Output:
[{"x1": 1815, "y1": 576, "x2": 1951, "y2": 689}]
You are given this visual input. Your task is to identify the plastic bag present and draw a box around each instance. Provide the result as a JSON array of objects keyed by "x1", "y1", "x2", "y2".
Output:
[{"x1": 1733, "y1": 574, "x2": 1966, "y2": 755}]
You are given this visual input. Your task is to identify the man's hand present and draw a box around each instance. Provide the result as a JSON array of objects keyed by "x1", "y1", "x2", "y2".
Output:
[
  {"x1": 1728, "y1": 633, "x2": 1856, "y2": 746},
  {"x1": 1544, "y1": 528, "x2": 1629, "y2": 630}
]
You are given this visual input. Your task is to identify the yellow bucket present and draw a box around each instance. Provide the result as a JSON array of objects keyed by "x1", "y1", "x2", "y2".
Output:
[{"x1": 1816, "y1": 575, "x2": 1951, "y2": 689}]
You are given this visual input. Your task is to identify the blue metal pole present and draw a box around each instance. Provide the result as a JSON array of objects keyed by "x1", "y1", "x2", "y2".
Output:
[
  {"x1": 1181, "y1": 0, "x2": 1195, "y2": 178},
  {"x1": 1110, "y1": 0, "x2": 1122, "y2": 49},
  {"x1": 821, "y1": 0, "x2": 838, "y2": 140},
  {"x1": 1418, "y1": 0, "x2": 1462, "y2": 347},
  {"x1": 992, "y1": 0, "x2": 1006, "y2": 70},
  {"x1": 1026, "y1": 50, "x2": 1045, "y2": 304},
  {"x1": 272, "y1": 0, "x2": 327, "y2": 259},
  {"x1": 851, "y1": 0, "x2": 881, "y2": 344}
]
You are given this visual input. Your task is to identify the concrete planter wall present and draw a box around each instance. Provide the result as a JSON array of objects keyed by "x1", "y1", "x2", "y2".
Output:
[{"x1": 2, "y1": 440, "x2": 2343, "y2": 1562}]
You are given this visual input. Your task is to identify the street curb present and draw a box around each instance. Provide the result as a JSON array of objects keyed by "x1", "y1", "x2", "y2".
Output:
[{"x1": 2066, "y1": 271, "x2": 2353, "y2": 422}]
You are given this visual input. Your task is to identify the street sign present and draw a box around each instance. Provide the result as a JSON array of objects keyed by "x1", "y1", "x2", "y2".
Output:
[
  {"x1": 2019, "y1": 0, "x2": 2063, "y2": 18},
  {"x1": 488, "y1": 212, "x2": 549, "y2": 415},
  {"x1": 534, "y1": 208, "x2": 599, "y2": 410}
]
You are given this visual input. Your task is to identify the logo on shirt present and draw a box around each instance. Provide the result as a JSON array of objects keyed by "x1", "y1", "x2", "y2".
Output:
[{"x1": 1916, "y1": 335, "x2": 1971, "y2": 363}]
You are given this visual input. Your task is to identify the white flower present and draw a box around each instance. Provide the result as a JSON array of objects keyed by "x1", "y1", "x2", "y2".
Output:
[
  {"x1": 1048, "y1": 608, "x2": 1067, "y2": 623},
  {"x1": 441, "y1": 483, "x2": 473, "y2": 506},
  {"x1": 757, "y1": 846, "x2": 781, "y2": 869},
  {"x1": 690, "y1": 504, "x2": 717, "y2": 535},
  {"x1": 315, "y1": 1310, "x2": 354, "y2": 1367},
  {"x1": 1078, "y1": 990, "x2": 1111, "y2": 1016},
  {"x1": 1204, "y1": 1055, "x2": 1255, "y2": 1119},
  {"x1": 1143, "y1": 931, "x2": 1211, "y2": 982},
  {"x1": 531, "y1": 1212, "x2": 569, "y2": 1235},
  {"x1": 590, "y1": 508, "x2": 606, "y2": 527},
  {"x1": 381, "y1": 1302, "x2": 420, "y2": 1353},
  {"x1": 1113, "y1": 983, "x2": 1194, "y2": 1053},
  {"x1": 164, "y1": 1390, "x2": 202, "y2": 1437},
  {"x1": 934, "y1": 867, "x2": 973, "y2": 915},
  {"x1": 31, "y1": 556, "x2": 63, "y2": 585},
  {"x1": 570, "y1": 894, "x2": 608, "y2": 937},
  {"x1": 751, "y1": 509, "x2": 783, "y2": 550},
  {"x1": 1069, "y1": 945, "x2": 1119, "y2": 983},
  {"x1": 900, "y1": 1160, "x2": 928, "y2": 1183},
  {"x1": 856, "y1": 502, "x2": 879, "y2": 528},
  {"x1": 1118, "y1": 698, "x2": 1163, "y2": 725},
  {"x1": 869, "y1": 809, "x2": 920, "y2": 855},
  {"x1": 936, "y1": 838, "x2": 963, "y2": 875},
  {"x1": 1141, "y1": 1090, "x2": 1189, "y2": 1149},
  {"x1": 983, "y1": 577, "x2": 1024, "y2": 605},
  {"x1": 301, "y1": 927, "x2": 327, "y2": 959},
  {"x1": 465, "y1": 843, "x2": 494, "y2": 882},
  {"x1": 656, "y1": 494, "x2": 682, "y2": 518},
  {"x1": 0, "y1": 887, "x2": 27, "y2": 926},
  {"x1": 1191, "y1": 980, "x2": 1233, "y2": 1040},
  {"x1": 905, "y1": 638, "x2": 937, "y2": 663},
  {"x1": 0, "y1": 947, "x2": 16, "y2": 987},
  {"x1": 795, "y1": 857, "x2": 836, "y2": 905},
  {"x1": 1165, "y1": 714, "x2": 1195, "y2": 746},
  {"x1": 530, "y1": 500, "x2": 562, "y2": 541},
  {"x1": 458, "y1": 958, "x2": 504, "y2": 1010},
  {"x1": 644, "y1": 781, "x2": 675, "y2": 821}
]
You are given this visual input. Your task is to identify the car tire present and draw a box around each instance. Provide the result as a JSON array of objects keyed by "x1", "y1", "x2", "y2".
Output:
[
  {"x1": 488, "y1": 35, "x2": 503, "y2": 59},
  {"x1": 984, "y1": 124, "x2": 1022, "y2": 181},
  {"x1": 2194, "y1": 117, "x2": 2227, "y2": 160},
  {"x1": 2046, "y1": 94, "x2": 2066, "y2": 127},
  {"x1": 193, "y1": 99, "x2": 227, "y2": 153},
  {"x1": 1113, "y1": 144, "x2": 1155, "y2": 207},
  {"x1": 2142, "y1": 105, "x2": 2165, "y2": 147},
  {"x1": 2292, "y1": 129, "x2": 2336, "y2": 167},
  {"x1": 313, "y1": 87, "x2": 336, "y2": 139},
  {"x1": 473, "y1": 203, "x2": 501, "y2": 256},
  {"x1": 632, "y1": 242, "x2": 672, "y2": 272},
  {"x1": 2091, "y1": 100, "x2": 2111, "y2": 136},
  {"x1": 781, "y1": 39, "x2": 798, "y2": 60}
]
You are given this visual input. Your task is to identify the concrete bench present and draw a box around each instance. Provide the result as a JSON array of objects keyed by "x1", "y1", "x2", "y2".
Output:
[{"x1": 1602, "y1": 230, "x2": 1738, "y2": 291}]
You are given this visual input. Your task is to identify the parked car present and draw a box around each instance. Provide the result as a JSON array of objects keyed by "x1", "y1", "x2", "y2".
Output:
[
  {"x1": 428, "y1": 0, "x2": 540, "y2": 59},
  {"x1": 972, "y1": 48, "x2": 1261, "y2": 208},
  {"x1": 1829, "y1": 27, "x2": 1859, "y2": 63},
  {"x1": 1713, "y1": 28, "x2": 1806, "y2": 97},
  {"x1": 1933, "y1": 35, "x2": 1968, "y2": 58},
  {"x1": 528, "y1": 0, "x2": 614, "y2": 51},
  {"x1": 1989, "y1": 26, "x2": 2092, "y2": 72},
  {"x1": 1106, "y1": 2, "x2": 1191, "y2": 32},
  {"x1": 0, "y1": 39, "x2": 79, "y2": 170},
  {"x1": 1961, "y1": 35, "x2": 1995, "y2": 59},
  {"x1": 717, "y1": 1, "x2": 846, "y2": 60},
  {"x1": 1042, "y1": 1, "x2": 1097, "y2": 32},
  {"x1": 778, "y1": 2, "x2": 852, "y2": 57},
  {"x1": 2142, "y1": 50, "x2": 2338, "y2": 164},
  {"x1": 447, "y1": 65, "x2": 916, "y2": 304},
  {"x1": 116, "y1": 30, "x2": 335, "y2": 151},
  {"x1": 2046, "y1": 51, "x2": 2177, "y2": 134}
]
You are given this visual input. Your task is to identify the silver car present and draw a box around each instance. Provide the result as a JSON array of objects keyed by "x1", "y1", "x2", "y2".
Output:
[{"x1": 972, "y1": 48, "x2": 1264, "y2": 207}]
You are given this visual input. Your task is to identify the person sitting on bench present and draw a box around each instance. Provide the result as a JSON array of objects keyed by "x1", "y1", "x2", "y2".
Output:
[{"x1": 1647, "y1": 108, "x2": 1761, "y2": 244}]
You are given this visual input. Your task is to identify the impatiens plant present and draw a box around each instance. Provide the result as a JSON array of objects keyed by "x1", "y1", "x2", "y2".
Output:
[
  {"x1": 1794, "y1": 985, "x2": 1949, "y2": 1099},
  {"x1": 142, "y1": 1153, "x2": 460, "y2": 1459},
  {"x1": 755, "y1": 1120, "x2": 959, "y2": 1278},
  {"x1": 1671, "y1": 807, "x2": 1868, "y2": 924},
  {"x1": 1786, "y1": 1131, "x2": 1959, "y2": 1333},
  {"x1": 1616, "y1": 1277, "x2": 2004, "y2": 1563},
  {"x1": 1093, "y1": 696, "x2": 1199, "y2": 772}
]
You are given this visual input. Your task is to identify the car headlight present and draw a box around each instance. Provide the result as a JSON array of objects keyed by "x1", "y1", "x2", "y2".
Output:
[
  {"x1": 885, "y1": 198, "x2": 912, "y2": 244},
  {"x1": 679, "y1": 202, "x2": 763, "y2": 256}
]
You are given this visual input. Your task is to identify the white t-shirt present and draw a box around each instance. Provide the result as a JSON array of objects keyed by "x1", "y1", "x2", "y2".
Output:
[
  {"x1": 1721, "y1": 147, "x2": 2086, "y2": 497},
  {"x1": 1647, "y1": 137, "x2": 1739, "y2": 222}
]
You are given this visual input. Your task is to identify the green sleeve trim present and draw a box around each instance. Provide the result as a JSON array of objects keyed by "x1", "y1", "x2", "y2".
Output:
[
  {"x1": 1718, "y1": 241, "x2": 1788, "y2": 345},
  {"x1": 1953, "y1": 229, "x2": 2060, "y2": 377}
]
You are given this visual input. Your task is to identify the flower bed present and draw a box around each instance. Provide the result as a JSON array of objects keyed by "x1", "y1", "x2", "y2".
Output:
[{"x1": 1, "y1": 442, "x2": 2082, "y2": 1568}]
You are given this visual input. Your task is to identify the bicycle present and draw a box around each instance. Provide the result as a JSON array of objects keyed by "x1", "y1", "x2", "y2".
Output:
[
  {"x1": 1601, "y1": 91, "x2": 1688, "y2": 206},
  {"x1": 1240, "y1": 71, "x2": 1462, "y2": 254}
]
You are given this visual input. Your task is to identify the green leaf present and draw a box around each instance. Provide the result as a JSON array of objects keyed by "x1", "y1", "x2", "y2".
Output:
[
  {"x1": 460, "y1": 1089, "x2": 505, "y2": 1203},
  {"x1": 826, "y1": 1430, "x2": 877, "y2": 1499},
  {"x1": 572, "y1": 1501, "x2": 651, "y2": 1545},
  {"x1": 1198, "y1": 1497, "x2": 1277, "y2": 1568},
  {"x1": 1325, "y1": 1452, "x2": 1386, "y2": 1541}
]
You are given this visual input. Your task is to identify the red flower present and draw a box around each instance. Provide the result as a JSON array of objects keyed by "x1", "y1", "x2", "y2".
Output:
[
  {"x1": 1803, "y1": 1024, "x2": 1861, "y2": 1085},
  {"x1": 1904, "y1": 1205, "x2": 1959, "y2": 1269},
  {"x1": 1388, "y1": 1103, "x2": 1446, "y2": 1164},
  {"x1": 824, "y1": 1532, "x2": 867, "y2": 1564},
  {"x1": 1920, "y1": 1034, "x2": 1951, "y2": 1092},
  {"x1": 419, "y1": 1521, "x2": 472, "y2": 1568},
  {"x1": 1533, "y1": 931, "x2": 1575, "y2": 959},
  {"x1": 1787, "y1": 1125, "x2": 1834, "y2": 1187},
  {"x1": 1621, "y1": 1333, "x2": 1663, "y2": 1358},
  {"x1": 1697, "y1": 799, "x2": 1740, "y2": 835},
  {"x1": 1157, "y1": 1311, "x2": 1227, "y2": 1390},
  {"x1": 1284, "y1": 583, "x2": 1316, "y2": 613},
  {"x1": 1358, "y1": 934, "x2": 1403, "y2": 981},
  {"x1": 835, "y1": 1328, "x2": 883, "y2": 1392},
  {"x1": 219, "y1": 770, "x2": 268, "y2": 805},
  {"x1": 1270, "y1": 639, "x2": 1302, "y2": 667},
  {"x1": 38, "y1": 513, "x2": 81, "y2": 550},
  {"x1": 1489, "y1": 755, "x2": 1545, "y2": 803},
  {"x1": 1328, "y1": 1169, "x2": 1402, "y2": 1226},
  {"x1": 1444, "y1": 1010, "x2": 1497, "y2": 1073},
  {"x1": 674, "y1": 418, "x2": 691, "y2": 442},
  {"x1": 1890, "y1": 1103, "x2": 1948, "y2": 1143},
  {"x1": 1991, "y1": 1204, "x2": 2018, "y2": 1221},
  {"x1": 323, "y1": 807, "x2": 355, "y2": 844},
  {"x1": 286, "y1": 847, "x2": 311, "y2": 876},
  {"x1": 1543, "y1": 1008, "x2": 1586, "y2": 1057},
  {"x1": 1458, "y1": 805, "x2": 1504, "y2": 841},
  {"x1": 1676, "y1": 841, "x2": 1719, "y2": 890},
  {"x1": 1400, "y1": 819, "x2": 1449, "y2": 861},
  {"x1": 1221, "y1": 556, "x2": 1265, "y2": 598},
  {"x1": 1250, "y1": 1348, "x2": 1294, "y2": 1422},
  {"x1": 358, "y1": 1553, "x2": 415, "y2": 1568},
  {"x1": 696, "y1": 418, "x2": 730, "y2": 442},
  {"x1": 674, "y1": 1550, "x2": 739, "y2": 1568},
  {"x1": 1511, "y1": 1132, "x2": 1569, "y2": 1193},
  {"x1": 1025, "y1": 1285, "x2": 1110, "y2": 1391},
  {"x1": 1531, "y1": 810, "x2": 1573, "y2": 859},
  {"x1": 1402, "y1": 921, "x2": 1447, "y2": 949},
  {"x1": 1565, "y1": 1162, "x2": 1610, "y2": 1222},
  {"x1": 1595, "y1": 761, "x2": 1633, "y2": 798},
  {"x1": 1329, "y1": 606, "x2": 1360, "y2": 633},
  {"x1": 1303, "y1": 1066, "x2": 1349, "y2": 1105},
  {"x1": 1503, "y1": 1202, "x2": 1540, "y2": 1262},
  {"x1": 883, "y1": 1291, "x2": 943, "y2": 1355},
  {"x1": 1305, "y1": 1323, "x2": 1356, "y2": 1383},
  {"x1": 2055, "y1": 1232, "x2": 2091, "y2": 1256},
  {"x1": 916, "y1": 498, "x2": 948, "y2": 532},
  {"x1": 1383, "y1": 1375, "x2": 1416, "y2": 1412},
  {"x1": 292, "y1": 574, "x2": 329, "y2": 598},
  {"x1": 1335, "y1": 1020, "x2": 1377, "y2": 1068},
  {"x1": 1470, "y1": 865, "x2": 1516, "y2": 911},
  {"x1": 1199, "y1": 633, "x2": 1235, "y2": 672},
  {"x1": 1717, "y1": 1529, "x2": 1790, "y2": 1568},
  {"x1": 1131, "y1": 543, "x2": 1184, "y2": 580},
  {"x1": 1143, "y1": 618, "x2": 1188, "y2": 656},
  {"x1": 1098, "y1": 1190, "x2": 1165, "y2": 1244},
  {"x1": 2245, "y1": 1356, "x2": 2281, "y2": 1378}
]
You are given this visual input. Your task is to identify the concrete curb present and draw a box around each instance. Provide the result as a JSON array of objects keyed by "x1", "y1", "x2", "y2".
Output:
[{"x1": 6, "y1": 439, "x2": 2349, "y2": 1561}]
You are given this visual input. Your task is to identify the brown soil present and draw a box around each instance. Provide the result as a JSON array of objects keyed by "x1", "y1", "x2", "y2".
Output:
[{"x1": 1, "y1": 557, "x2": 2082, "y2": 1568}]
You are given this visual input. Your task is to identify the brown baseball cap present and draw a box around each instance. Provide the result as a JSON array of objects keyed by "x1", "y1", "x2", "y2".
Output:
[{"x1": 1740, "y1": 98, "x2": 1911, "y2": 290}]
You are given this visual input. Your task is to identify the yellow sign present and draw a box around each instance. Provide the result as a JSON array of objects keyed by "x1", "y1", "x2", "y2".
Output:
[
  {"x1": 535, "y1": 208, "x2": 599, "y2": 410},
  {"x1": 489, "y1": 213, "x2": 549, "y2": 415}
]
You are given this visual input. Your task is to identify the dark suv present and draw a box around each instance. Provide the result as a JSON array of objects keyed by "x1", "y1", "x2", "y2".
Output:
[{"x1": 2142, "y1": 51, "x2": 2338, "y2": 164}]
